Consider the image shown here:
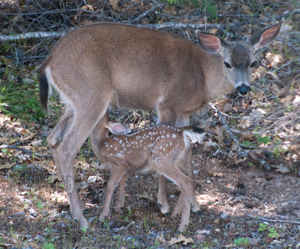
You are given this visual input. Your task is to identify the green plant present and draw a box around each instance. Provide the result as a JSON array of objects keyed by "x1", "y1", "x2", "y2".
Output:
[
  {"x1": 258, "y1": 136, "x2": 271, "y2": 145},
  {"x1": 37, "y1": 200, "x2": 44, "y2": 210},
  {"x1": 268, "y1": 227, "x2": 279, "y2": 238},
  {"x1": 258, "y1": 223, "x2": 268, "y2": 232},
  {"x1": 101, "y1": 219, "x2": 110, "y2": 229},
  {"x1": 165, "y1": 0, "x2": 218, "y2": 20},
  {"x1": 242, "y1": 140, "x2": 251, "y2": 146},
  {"x1": 273, "y1": 146, "x2": 287, "y2": 158},
  {"x1": 42, "y1": 243, "x2": 55, "y2": 249},
  {"x1": 234, "y1": 237, "x2": 249, "y2": 246},
  {"x1": 201, "y1": 0, "x2": 218, "y2": 20}
]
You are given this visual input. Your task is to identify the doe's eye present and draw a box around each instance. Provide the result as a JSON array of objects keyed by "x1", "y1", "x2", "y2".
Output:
[
  {"x1": 224, "y1": 62, "x2": 232, "y2": 69},
  {"x1": 250, "y1": 61, "x2": 259, "y2": 69}
]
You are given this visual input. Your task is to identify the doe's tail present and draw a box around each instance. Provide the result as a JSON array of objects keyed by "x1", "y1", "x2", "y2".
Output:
[{"x1": 39, "y1": 69, "x2": 49, "y2": 110}]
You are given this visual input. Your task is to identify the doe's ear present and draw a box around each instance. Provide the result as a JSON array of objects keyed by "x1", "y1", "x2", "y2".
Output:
[
  {"x1": 250, "y1": 21, "x2": 282, "y2": 51},
  {"x1": 106, "y1": 122, "x2": 131, "y2": 135},
  {"x1": 196, "y1": 31, "x2": 226, "y2": 54}
]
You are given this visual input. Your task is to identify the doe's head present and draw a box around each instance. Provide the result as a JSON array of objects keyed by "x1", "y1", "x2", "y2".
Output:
[{"x1": 196, "y1": 21, "x2": 282, "y2": 96}]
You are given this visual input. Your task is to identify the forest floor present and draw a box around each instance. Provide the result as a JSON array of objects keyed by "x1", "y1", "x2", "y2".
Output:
[{"x1": 0, "y1": 0, "x2": 300, "y2": 248}]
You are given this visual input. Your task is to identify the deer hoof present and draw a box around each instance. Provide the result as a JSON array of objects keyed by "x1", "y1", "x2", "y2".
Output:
[
  {"x1": 99, "y1": 214, "x2": 107, "y2": 221},
  {"x1": 194, "y1": 210, "x2": 203, "y2": 216},
  {"x1": 164, "y1": 212, "x2": 171, "y2": 217}
]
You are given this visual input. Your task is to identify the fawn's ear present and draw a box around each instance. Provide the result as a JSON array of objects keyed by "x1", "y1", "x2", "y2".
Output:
[{"x1": 106, "y1": 122, "x2": 131, "y2": 135}]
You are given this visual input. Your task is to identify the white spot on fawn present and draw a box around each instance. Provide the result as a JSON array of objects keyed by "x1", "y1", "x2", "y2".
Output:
[{"x1": 172, "y1": 134, "x2": 176, "y2": 138}]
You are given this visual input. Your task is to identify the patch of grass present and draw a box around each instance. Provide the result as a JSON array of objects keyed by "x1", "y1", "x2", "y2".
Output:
[{"x1": 0, "y1": 76, "x2": 45, "y2": 122}]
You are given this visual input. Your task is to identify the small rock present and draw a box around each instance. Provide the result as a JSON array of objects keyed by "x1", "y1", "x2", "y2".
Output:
[
  {"x1": 15, "y1": 211, "x2": 26, "y2": 220},
  {"x1": 207, "y1": 180, "x2": 211, "y2": 184},
  {"x1": 220, "y1": 213, "x2": 228, "y2": 220},
  {"x1": 87, "y1": 175, "x2": 97, "y2": 184},
  {"x1": 34, "y1": 234, "x2": 45, "y2": 241},
  {"x1": 229, "y1": 223, "x2": 235, "y2": 231},
  {"x1": 214, "y1": 219, "x2": 219, "y2": 224},
  {"x1": 193, "y1": 170, "x2": 200, "y2": 175},
  {"x1": 13, "y1": 165, "x2": 23, "y2": 172},
  {"x1": 42, "y1": 210, "x2": 49, "y2": 218}
]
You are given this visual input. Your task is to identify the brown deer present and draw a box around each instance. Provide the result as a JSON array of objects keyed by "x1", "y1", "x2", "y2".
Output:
[
  {"x1": 95, "y1": 121, "x2": 205, "y2": 232},
  {"x1": 39, "y1": 21, "x2": 282, "y2": 229}
]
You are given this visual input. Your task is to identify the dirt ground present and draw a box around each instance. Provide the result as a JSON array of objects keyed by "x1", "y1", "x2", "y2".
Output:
[{"x1": 1, "y1": 123, "x2": 300, "y2": 248}]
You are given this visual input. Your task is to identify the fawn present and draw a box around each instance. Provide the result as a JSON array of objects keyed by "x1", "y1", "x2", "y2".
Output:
[{"x1": 94, "y1": 122, "x2": 205, "y2": 232}]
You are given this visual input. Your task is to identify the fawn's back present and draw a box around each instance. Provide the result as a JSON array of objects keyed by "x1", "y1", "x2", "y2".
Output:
[{"x1": 99, "y1": 125, "x2": 204, "y2": 173}]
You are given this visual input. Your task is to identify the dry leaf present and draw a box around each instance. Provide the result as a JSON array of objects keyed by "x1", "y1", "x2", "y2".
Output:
[
  {"x1": 156, "y1": 234, "x2": 165, "y2": 243},
  {"x1": 267, "y1": 71, "x2": 280, "y2": 81},
  {"x1": 29, "y1": 139, "x2": 43, "y2": 147},
  {"x1": 169, "y1": 234, "x2": 194, "y2": 246},
  {"x1": 48, "y1": 174, "x2": 61, "y2": 183},
  {"x1": 272, "y1": 164, "x2": 290, "y2": 174},
  {"x1": 109, "y1": 0, "x2": 119, "y2": 10},
  {"x1": 231, "y1": 142, "x2": 238, "y2": 151},
  {"x1": 195, "y1": 233, "x2": 206, "y2": 242},
  {"x1": 241, "y1": 5, "x2": 251, "y2": 14},
  {"x1": 212, "y1": 172, "x2": 223, "y2": 177},
  {"x1": 204, "y1": 139, "x2": 218, "y2": 148},
  {"x1": 280, "y1": 22, "x2": 293, "y2": 34},
  {"x1": 137, "y1": 192, "x2": 155, "y2": 203},
  {"x1": 293, "y1": 96, "x2": 300, "y2": 106},
  {"x1": 241, "y1": 132, "x2": 254, "y2": 141},
  {"x1": 252, "y1": 66, "x2": 267, "y2": 81},
  {"x1": 0, "y1": 163, "x2": 14, "y2": 170},
  {"x1": 0, "y1": 56, "x2": 14, "y2": 67},
  {"x1": 265, "y1": 52, "x2": 283, "y2": 67},
  {"x1": 214, "y1": 126, "x2": 223, "y2": 143},
  {"x1": 223, "y1": 103, "x2": 232, "y2": 113},
  {"x1": 196, "y1": 229, "x2": 211, "y2": 234}
]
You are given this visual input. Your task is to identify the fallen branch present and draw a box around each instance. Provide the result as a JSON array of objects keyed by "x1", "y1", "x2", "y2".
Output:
[
  {"x1": 0, "y1": 144, "x2": 53, "y2": 159},
  {"x1": 1, "y1": 9, "x2": 299, "y2": 42},
  {"x1": 0, "y1": 30, "x2": 67, "y2": 42},
  {"x1": 246, "y1": 214, "x2": 300, "y2": 225}
]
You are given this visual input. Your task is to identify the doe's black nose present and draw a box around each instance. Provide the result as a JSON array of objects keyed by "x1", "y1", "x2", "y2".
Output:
[{"x1": 236, "y1": 84, "x2": 251, "y2": 96}]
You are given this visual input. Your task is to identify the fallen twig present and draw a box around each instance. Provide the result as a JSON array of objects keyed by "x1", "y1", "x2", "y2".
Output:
[
  {"x1": 0, "y1": 144, "x2": 53, "y2": 159},
  {"x1": 246, "y1": 214, "x2": 300, "y2": 225},
  {"x1": 209, "y1": 102, "x2": 242, "y2": 151},
  {"x1": 131, "y1": 4, "x2": 164, "y2": 23}
]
